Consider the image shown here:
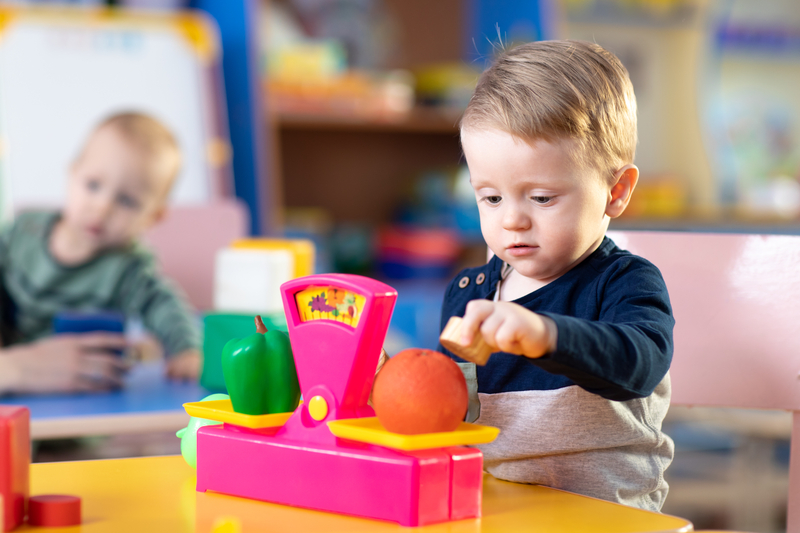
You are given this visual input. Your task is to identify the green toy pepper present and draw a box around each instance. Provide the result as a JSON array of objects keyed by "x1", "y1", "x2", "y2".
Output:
[{"x1": 221, "y1": 316, "x2": 301, "y2": 415}]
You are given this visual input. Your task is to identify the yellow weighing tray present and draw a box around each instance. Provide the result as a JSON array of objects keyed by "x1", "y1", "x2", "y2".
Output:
[
  {"x1": 183, "y1": 399, "x2": 297, "y2": 429},
  {"x1": 327, "y1": 417, "x2": 499, "y2": 451}
]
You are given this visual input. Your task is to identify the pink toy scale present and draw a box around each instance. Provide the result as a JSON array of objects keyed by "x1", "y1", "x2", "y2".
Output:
[{"x1": 195, "y1": 274, "x2": 486, "y2": 526}]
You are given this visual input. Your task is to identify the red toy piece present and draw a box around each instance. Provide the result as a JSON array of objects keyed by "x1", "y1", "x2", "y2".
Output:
[
  {"x1": 0, "y1": 406, "x2": 29, "y2": 532},
  {"x1": 28, "y1": 495, "x2": 81, "y2": 527}
]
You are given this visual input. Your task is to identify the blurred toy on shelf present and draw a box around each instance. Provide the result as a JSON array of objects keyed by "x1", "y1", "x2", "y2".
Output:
[
  {"x1": 376, "y1": 225, "x2": 460, "y2": 280},
  {"x1": 267, "y1": 65, "x2": 415, "y2": 118},
  {"x1": 700, "y1": 0, "x2": 800, "y2": 222},
  {"x1": 373, "y1": 165, "x2": 483, "y2": 280},
  {"x1": 263, "y1": 0, "x2": 412, "y2": 118},
  {"x1": 413, "y1": 63, "x2": 480, "y2": 109},
  {"x1": 564, "y1": 0, "x2": 699, "y2": 24},
  {"x1": 706, "y1": 86, "x2": 800, "y2": 220},
  {"x1": 271, "y1": 0, "x2": 398, "y2": 70},
  {"x1": 620, "y1": 175, "x2": 688, "y2": 219}
]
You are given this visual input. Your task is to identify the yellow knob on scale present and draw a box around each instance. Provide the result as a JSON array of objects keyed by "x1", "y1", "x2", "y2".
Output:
[{"x1": 308, "y1": 395, "x2": 328, "y2": 421}]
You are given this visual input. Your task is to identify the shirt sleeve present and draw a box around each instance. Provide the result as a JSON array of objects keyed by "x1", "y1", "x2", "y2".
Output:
[
  {"x1": 532, "y1": 259, "x2": 674, "y2": 401},
  {"x1": 113, "y1": 255, "x2": 200, "y2": 356}
]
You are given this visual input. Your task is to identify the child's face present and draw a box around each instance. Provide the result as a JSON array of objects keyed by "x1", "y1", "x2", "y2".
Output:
[
  {"x1": 63, "y1": 126, "x2": 166, "y2": 250},
  {"x1": 462, "y1": 128, "x2": 614, "y2": 285}
]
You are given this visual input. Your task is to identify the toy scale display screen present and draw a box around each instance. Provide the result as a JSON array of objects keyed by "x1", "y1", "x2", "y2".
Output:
[{"x1": 294, "y1": 286, "x2": 367, "y2": 328}]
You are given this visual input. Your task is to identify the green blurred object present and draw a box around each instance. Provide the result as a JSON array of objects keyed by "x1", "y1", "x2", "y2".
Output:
[
  {"x1": 200, "y1": 313, "x2": 288, "y2": 392},
  {"x1": 176, "y1": 393, "x2": 229, "y2": 468}
]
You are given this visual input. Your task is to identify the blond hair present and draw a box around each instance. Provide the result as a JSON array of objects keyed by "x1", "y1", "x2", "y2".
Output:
[
  {"x1": 461, "y1": 40, "x2": 637, "y2": 179},
  {"x1": 91, "y1": 112, "x2": 182, "y2": 198}
]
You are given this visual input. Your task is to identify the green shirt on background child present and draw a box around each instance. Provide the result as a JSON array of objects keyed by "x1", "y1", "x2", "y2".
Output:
[{"x1": 0, "y1": 211, "x2": 199, "y2": 356}]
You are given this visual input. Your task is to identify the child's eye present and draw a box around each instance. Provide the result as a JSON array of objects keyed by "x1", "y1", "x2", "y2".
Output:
[
  {"x1": 86, "y1": 179, "x2": 101, "y2": 192},
  {"x1": 532, "y1": 196, "x2": 552, "y2": 205},
  {"x1": 117, "y1": 194, "x2": 140, "y2": 209},
  {"x1": 484, "y1": 196, "x2": 502, "y2": 205}
]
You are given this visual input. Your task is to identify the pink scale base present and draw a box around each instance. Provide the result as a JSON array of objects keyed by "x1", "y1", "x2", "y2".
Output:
[{"x1": 196, "y1": 423, "x2": 483, "y2": 527}]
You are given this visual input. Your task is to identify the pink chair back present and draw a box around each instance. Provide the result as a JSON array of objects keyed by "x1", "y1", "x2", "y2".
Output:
[
  {"x1": 608, "y1": 230, "x2": 800, "y2": 532},
  {"x1": 143, "y1": 200, "x2": 249, "y2": 311}
]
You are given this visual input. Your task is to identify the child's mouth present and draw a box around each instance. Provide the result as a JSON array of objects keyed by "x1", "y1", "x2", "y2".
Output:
[{"x1": 506, "y1": 244, "x2": 535, "y2": 256}]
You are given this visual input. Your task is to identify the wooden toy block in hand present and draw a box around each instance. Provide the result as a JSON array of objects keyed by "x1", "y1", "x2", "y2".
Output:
[{"x1": 439, "y1": 316, "x2": 493, "y2": 366}]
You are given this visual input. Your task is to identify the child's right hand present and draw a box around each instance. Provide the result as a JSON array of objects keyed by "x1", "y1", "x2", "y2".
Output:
[
  {"x1": 459, "y1": 300, "x2": 558, "y2": 360},
  {"x1": 0, "y1": 333, "x2": 129, "y2": 394}
]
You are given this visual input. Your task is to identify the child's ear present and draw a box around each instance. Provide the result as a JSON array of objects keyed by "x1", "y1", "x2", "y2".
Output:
[{"x1": 605, "y1": 164, "x2": 639, "y2": 218}]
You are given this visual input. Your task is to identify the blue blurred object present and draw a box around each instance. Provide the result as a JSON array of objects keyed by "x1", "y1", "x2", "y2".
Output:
[
  {"x1": 53, "y1": 311, "x2": 125, "y2": 335},
  {"x1": 53, "y1": 311, "x2": 125, "y2": 355},
  {"x1": 378, "y1": 261, "x2": 453, "y2": 280},
  {"x1": 387, "y1": 280, "x2": 448, "y2": 351},
  {"x1": 189, "y1": 0, "x2": 268, "y2": 235},
  {"x1": 465, "y1": 0, "x2": 555, "y2": 65}
]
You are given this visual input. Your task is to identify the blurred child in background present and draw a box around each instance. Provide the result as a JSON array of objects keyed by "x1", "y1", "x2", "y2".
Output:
[{"x1": 0, "y1": 112, "x2": 200, "y2": 394}]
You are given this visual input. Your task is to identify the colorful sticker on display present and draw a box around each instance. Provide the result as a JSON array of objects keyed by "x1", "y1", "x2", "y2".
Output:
[{"x1": 294, "y1": 286, "x2": 365, "y2": 328}]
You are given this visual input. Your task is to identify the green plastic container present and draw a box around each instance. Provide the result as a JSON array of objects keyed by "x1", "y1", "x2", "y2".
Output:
[{"x1": 200, "y1": 312, "x2": 288, "y2": 392}]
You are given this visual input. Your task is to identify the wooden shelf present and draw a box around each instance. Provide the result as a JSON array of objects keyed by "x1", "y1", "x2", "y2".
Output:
[
  {"x1": 272, "y1": 106, "x2": 464, "y2": 226},
  {"x1": 274, "y1": 107, "x2": 462, "y2": 135}
]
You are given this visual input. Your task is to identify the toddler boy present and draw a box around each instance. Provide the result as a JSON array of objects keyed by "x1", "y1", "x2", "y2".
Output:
[
  {"x1": 0, "y1": 112, "x2": 201, "y2": 394},
  {"x1": 439, "y1": 41, "x2": 674, "y2": 511}
]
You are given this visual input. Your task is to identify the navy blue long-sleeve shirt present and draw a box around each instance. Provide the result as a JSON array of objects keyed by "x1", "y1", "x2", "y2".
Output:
[{"x1": 437, "y1": 237, "x2": 674, "y2": 402}]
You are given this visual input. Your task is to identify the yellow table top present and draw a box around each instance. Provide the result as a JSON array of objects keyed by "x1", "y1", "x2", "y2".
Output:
[{"x1": 22, "y1": 455, "x2": 693, "y2": 533}]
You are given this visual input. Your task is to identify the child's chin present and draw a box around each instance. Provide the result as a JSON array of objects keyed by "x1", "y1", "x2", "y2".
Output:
[{"x1": 504, "y1": 259, "x2": 549, "y2": 279}]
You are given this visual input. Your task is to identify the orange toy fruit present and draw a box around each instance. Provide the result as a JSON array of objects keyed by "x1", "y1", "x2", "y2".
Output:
[{"x1": 372, "y1": 348, "x2": 468, "y2": 435}]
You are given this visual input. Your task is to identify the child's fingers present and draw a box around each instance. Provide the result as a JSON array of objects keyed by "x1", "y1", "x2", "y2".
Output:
[
  {"x1": 166, "y1": 352, "x2": 201, "y2": 381},
  {"x1": 72, "y1": 333, "x2": 128, "y2": 351},
  {"x1": 79, "y1": 353, "x2": 128, "y2": 387},
  {"x1": 477, "y1": 310, "x2": 511, "y2": 351},
  {"x1": 461, "y1": 300, "x2": 496, "y2": 345},
  {"x1": 491, "y1": 319, "x2": 526, "y2": 355}
]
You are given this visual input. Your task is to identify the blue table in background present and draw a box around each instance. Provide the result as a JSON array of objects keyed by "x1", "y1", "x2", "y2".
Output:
[{"x1": 0, "y1": 362, "x2": 209, "y2": 440}]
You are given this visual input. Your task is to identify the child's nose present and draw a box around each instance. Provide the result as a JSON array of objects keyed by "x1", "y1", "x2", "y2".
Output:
[
  {"x1": 501, "y1": 202, "x2": 531, "y2": 231},
  {"x1": 91, "y1": 195, "x2": 114, "y2": 220}
]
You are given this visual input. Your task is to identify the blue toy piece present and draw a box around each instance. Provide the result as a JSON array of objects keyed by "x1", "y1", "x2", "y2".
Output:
[
  {"x1": 53, "y1": 311, "x2": 126, "y2": 356},
  {"x1": 53, "y1": 311, "x2": 125, "y2": 334},
  {"x1": 176, "y1": 393, "x2": 229, "y2": 468}
]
